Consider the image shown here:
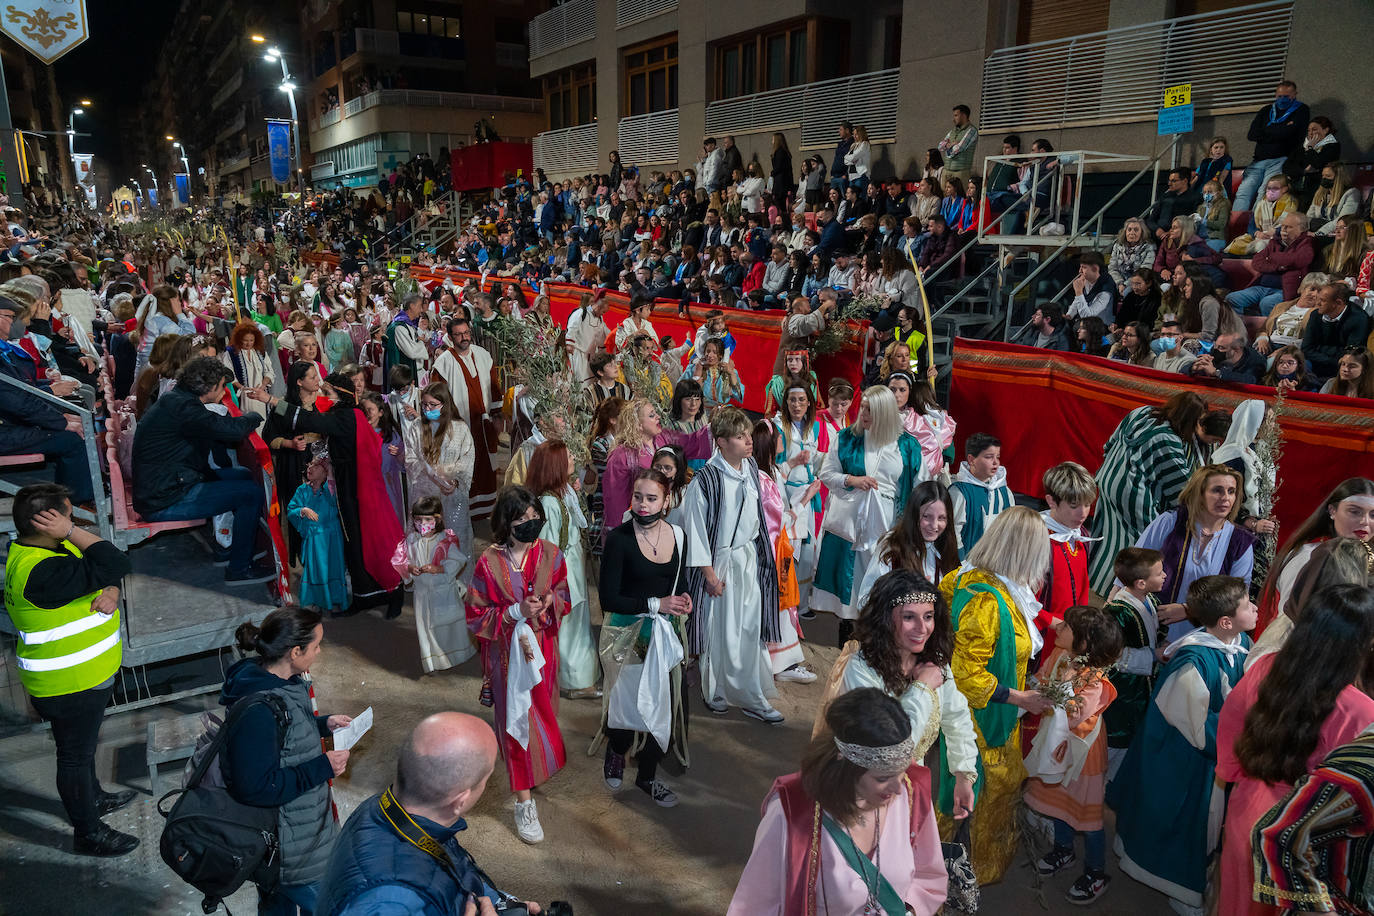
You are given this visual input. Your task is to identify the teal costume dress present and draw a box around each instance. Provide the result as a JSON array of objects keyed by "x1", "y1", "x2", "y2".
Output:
[{"x1": 287, "y1": 481, "x2": 349, "y2": 611}]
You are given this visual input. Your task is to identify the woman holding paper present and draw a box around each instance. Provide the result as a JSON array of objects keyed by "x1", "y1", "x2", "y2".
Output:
[
  {"x1": 466, "y1": 486, "x2": 571, "y2": 846},
  {"x1": 592, "y1": 468, "x2": 692, "y2": 809}
]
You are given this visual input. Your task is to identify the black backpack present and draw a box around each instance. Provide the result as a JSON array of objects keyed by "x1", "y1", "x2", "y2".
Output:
[{"x1": 157, "y1": 693, "x2": 289, "y2": 914}]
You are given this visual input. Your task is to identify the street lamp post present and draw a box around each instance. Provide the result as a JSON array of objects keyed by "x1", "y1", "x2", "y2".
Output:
[
  {"x1": 66, "y1": 103, "x2": 89, "y2": 205},
  {"x1": 172, "y1": 140, "x2": 192, "y2": 203},
  {"x1": 260, "y1": 41, "x2": 306, "y2": 199},
  {"x1": 142, "y1": 166, "x2": 159, "y2": 208}
]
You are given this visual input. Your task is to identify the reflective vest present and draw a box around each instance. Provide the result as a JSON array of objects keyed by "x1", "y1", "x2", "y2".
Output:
[{"x1": 3, "y1": 541, "x2": 122, "y2": 698}]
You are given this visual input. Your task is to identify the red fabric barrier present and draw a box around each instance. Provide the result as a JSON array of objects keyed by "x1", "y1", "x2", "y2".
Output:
[
  {"x1": 948, "y1": 338, "x2": 1374, "y2": 535},
  {"x1": 301, "y1": 252, "x2": 865, "y2": 413},
  {"x1": 448, "y1": 142, "x2": 533, "y2": 192}
]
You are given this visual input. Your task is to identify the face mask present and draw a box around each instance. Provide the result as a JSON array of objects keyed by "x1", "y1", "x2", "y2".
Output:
[
  {"x1": 423, "y1": 407, "x2": 441, "y2": 421},
  {"x1": 7, "y1": 318, "x2": 26, "y2": 340},
  {"x1": 1265, "y1": 188, "x2": 1282, "y2": 202},
  {"x1": 512, "y1": 518, "x2": 543, "y2": 543},
  {"x1": 633, "y1": 509, "x2": 663, "y2": 526},
  {"x1": 415, "y1": 518, "x2": 436, "y2": 535},
  {"x1": 1203, "y1": 192, "x2": 1215, "y2": 202},
  {"x1": 879, "y1": 226, "x2": 890, "y2": 235},
  {"x1": 1320, "y1": 177, "x2": 1335, "y2": 189}
]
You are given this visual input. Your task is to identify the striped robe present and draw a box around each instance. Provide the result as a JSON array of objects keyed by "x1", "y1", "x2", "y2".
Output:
[{"x1": 1088, "y1": 406, "x2": 1199, "y2": 594}]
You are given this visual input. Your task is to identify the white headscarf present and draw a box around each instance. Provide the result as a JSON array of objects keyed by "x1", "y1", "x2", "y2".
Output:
[{"x1": 1211, "y1": 400, "x2": 1267, "y2": 514}]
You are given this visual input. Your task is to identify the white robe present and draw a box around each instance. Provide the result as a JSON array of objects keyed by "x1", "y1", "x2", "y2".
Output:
[
  {"x1": 403, "y1": 420, "x2": 476, "y2": 585},
  {"x1": 540, "y1": 487, "x2": 599, "y2": 691},
  {"x1": 566, "y1": 309, "x2": 608, "y2": 383},
  {"x1": 775, "y1": 418, "x2": 822, "y2": 612},
  {"x1": 684, "y1": 454, "x2": 776, "y2": 710},
  {"x1": 399, "y1": 530, "x2": 474, "y2": 672},
  {"x1": 614, "y1": 315, "x2": 658, "y2": 351},
  {"x1": 432, "y1": 345, "x2": 497, "y2": 434},
  {"x1": 816, "y1": 439, "x2": 906, "y2": 619}
]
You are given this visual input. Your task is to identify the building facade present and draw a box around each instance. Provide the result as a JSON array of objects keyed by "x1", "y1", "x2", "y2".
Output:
[
  {"x1": 527, "y1": 0, "x2": 1373, "y2": 185},
  {"x1": 298, "y1": 0, "x2": 547, "y2": 191},
  {"x1": 2, "y1": 37, "x2": 74, "y2": 200}
]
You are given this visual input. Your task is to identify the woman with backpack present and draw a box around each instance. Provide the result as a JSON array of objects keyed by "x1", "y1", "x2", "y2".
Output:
[{"x1": 218, "y1": 607, "x2": 351, "y2": 914}]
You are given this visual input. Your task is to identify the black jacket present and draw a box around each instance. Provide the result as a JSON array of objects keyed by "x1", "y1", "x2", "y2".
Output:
[
  {"x1": 1247, "y1": 100, "x2": 1310, "y2": 162},
  {"x1": 1214, "y1": 345, "x2": 1268, "y2": 385},
  {"x1": 131, "y1": 386, "x2": 262, "y2": 514},
  {"x1": 1304, "y1": 306, "x2": 1372, "y2": 379}
]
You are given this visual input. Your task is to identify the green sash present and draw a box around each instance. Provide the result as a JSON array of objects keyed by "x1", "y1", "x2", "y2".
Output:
[{"x1": 820, "y1": 813, "x2": 906, "y2": 916}]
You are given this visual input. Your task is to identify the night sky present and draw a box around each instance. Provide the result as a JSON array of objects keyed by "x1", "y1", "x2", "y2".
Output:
[{"x1": 50, "y1": 0, "x2": 178, "y2": 179}]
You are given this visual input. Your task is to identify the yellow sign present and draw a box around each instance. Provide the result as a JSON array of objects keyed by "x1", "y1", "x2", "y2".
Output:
[{"x1": 1163, "y1": 83, "x2": 1192, "y2": 108}]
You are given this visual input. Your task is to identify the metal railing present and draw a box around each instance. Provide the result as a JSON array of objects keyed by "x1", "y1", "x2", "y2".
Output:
[
  {"x1": 705, "y1": 69, "x2": 900, "y2": 147},
  {"x1": 529, "y1": 0, "x2": 597, "y2": 59},
  {"x1": 316, "y1": 108, "x2": 341, "y2": 129},
  {"x1": 617, "y1": 109, "x2": 679, "y2": 165},
  {"x1": 210, "y1": 69, "x2": 243, "y2": 110},
  {"x1": 979, "y1": 0, "x2": 1294, "y2": 131},
  {"x1": 533, "y1": 122, "x2": 599, "y2": 174},
  {"x1": 219, "y1": 152, "x2": 251, "y2": 174},
  {"x1": 346, "y1": 89, "x2": 543, "y2": 115},
  {"x1": 617, "y1": 0, "x2": 676, "y2": 28}
]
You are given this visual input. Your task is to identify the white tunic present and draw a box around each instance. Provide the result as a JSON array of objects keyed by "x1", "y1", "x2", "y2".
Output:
[
  {"x1": 566, "y1": 308, "x2": 608, "y2": 383},
  {"x1": 818, "y1": 438, "x2": 907, "y2": 619},
  {"x1": 841, "y1": 652, "x2": 979, "y2": 777},
  {"x1": 400, "y1": 530, "x2": 474, "y2": 672},
  {"x1": 540, "y1": 487, "x2": 599, "y2": 691},
  {"x1": 403, "y1": 420, "x2": 476, "y2": 584}
]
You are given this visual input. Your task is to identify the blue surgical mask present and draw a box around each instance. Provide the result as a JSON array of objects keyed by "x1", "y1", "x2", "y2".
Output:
[
  {"x1": 423, "y1": 407, "x2": 441, "y2": 421},
  {"x1": 1203, "y1": 192, "x2": 1215, "y2": 202}
]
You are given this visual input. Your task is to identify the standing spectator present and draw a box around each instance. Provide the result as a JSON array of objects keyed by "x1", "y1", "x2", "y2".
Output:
[
  {"x1": 697, "y1": 137, "x2": 723, "y2": 206},
  {"x1": 719, "y1": 135, "x2": 743, "y2": 190},
  {"x1": 843, "y1": 125, "x2": 872, "y2": 194},
  {"x1": 830, "y1": 121, "x2": 853, "y2": 194},
  {"x1": 769, "y1": 132, "x2": 794, "y2": 209},
  {"x1": 1304, "y1": 281, "x2": 1372, "y2": 379},
  {"x1": 1234, "y1": 79, "x2": 1310, "y2": 211},
  {"x1": 938, "y1": 104, "x2": 980, "y2": 185},
  {"x1": 4, "y1": 484, "x2": 137, "y2": 856}
]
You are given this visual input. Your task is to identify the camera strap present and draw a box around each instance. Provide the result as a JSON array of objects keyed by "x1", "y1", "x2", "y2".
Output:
[{"x1": 378, "y1": 785, "x2": 514, "y2": 905}]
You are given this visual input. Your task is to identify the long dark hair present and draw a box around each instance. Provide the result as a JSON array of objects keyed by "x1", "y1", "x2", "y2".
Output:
[
  {"x1": 1235, "y1": 584, "x2": 1374, "y2": 784},
  {"x1": 880, "y1": 482, "x2": 958, "y2": 584},
  {"x1": 1149, "y1": 391, "x2": 1208, "y2": 441},
  {"x1": 800, "y1": 688, "x2": 911, "y2": 826},
  {"x1": 235, "y1": 607, "x2": 322, "y2": 664},
  {"x1": 854, "y1": 569, "x2": 954, "y2": 695},
  {"x1": 491, "y1": 485, "x2": 542, "y2": 544},
  {"x1": 283, "y1": 359, "x2": 317, "y2": 406},
  {"x1": 1261, "y1": 478, "x2": 1374, "y2": 613}
]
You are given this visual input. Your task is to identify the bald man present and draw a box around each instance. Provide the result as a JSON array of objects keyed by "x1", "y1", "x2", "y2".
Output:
[{"x1": 317, "y1": 712, "x2": 543, "y2": 915}]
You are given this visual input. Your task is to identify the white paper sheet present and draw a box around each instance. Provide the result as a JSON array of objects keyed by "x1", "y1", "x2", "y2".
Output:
[{"x1": 331, "y1": 706, "x2": 373, "y2": 751}]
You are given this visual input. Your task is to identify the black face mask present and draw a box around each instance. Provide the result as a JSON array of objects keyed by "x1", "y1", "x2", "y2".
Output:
[
  {"x1": 632, "y1": 510, "x2": 662, "y2": 527},
  {"x1": 511, "y1": 519, "x2": 543, "y2": 543},
  {"x1": 1319, "y1": 177, "x2": 1335, "y2": 189}
]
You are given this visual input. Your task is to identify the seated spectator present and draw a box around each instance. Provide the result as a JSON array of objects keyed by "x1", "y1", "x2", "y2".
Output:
[
  {"x1": 1261, "y1": 345, "x2": 1317, "y2": 392},
  {"x1": 939, "y1": 177, "x2": 971, "y2": 232},
  {"x1": 1012, "y1": 302, "x2": 1071, "y2": 350},
  {"x1": 1191, "y1": 137, "x2": 1234, "y2": 196},
  {"x1": 1189, "y1": 333, "x2": 1267, "y2": 385},
  {"x1": 875, "y1": 249, "x2": 918, "y2": 307},
  {"x1": 1144, "y1": 169, "x2": 1202, "y2": 241},
  {"x1": 1117, "y1": 269, "x2": 1163, "y2": 329},
  {"x1": 1108, "y1": 321, "x2": 1155, "y2": 367},
  {"x1": 815, "y1": 208, "x2": 844, "y2": 256},
  {"x1": 1226, "y1": 174, "x2": 1297, "y2": 256},
  {"x1": 1303, "y1": 282, "x2": 1371, "y2": 379},
  {"x1": 1066, "y1": 251, "x2": 1118, "y2": 323},
  {"x1": 1180, "y1": 267, "x2": 1246, "y2": 343},
  {"x1": 1324, "y1": 216, "x2": 1366, "y2": 282},
  {"x1": 987, "y1": 138, "x2": 1056, "y2": 234},
  {"x1": 897, "y1": 215, "x2": 926, "y2": 263},
  {"x1": 908, "y1": 177, "x2": 941, "y2": 224},
  {"x1": 1234, "y1": 80, "x2": 1309, "y2": 211},
  {"x1": 1319, "y1": 349, "x2": 1374, "y2": 398},
  {"x1": 1154, "y1": 215, "x2": 1225, "y2": 288},
  {"x1": 1253, "y1": 271, "x2": 1327, "y2": 355},
  {"x1": 1195, "y1": 181, "x2": 1233, "y2": 251},
  {"x1": 1108, "y1": 218, "x2": 1156, "y2": 294},
  {"x1": 1226, "y1": 212, "x2": 1315, "y2": 316},
  {"x1": 1286, "y1": 116, "x2": 1342, "y2": 206},
  {"x1": 826, "y1": 249, "x2": 857, "y2": 292},
  {"x1": 1074, "y1": 316, "x2": 1111, "y2": 356},
  {"x1": 739, "y1": 251, "x2": 766, "y2": 299},
  {"x1": 0, "y1": 296, "x2": 93, "y2": 504},
  {"x1": 1307, "y1": 165, "x2": 1360, "y2": 237},
  {"x1": 836, "y1": 185, "x2": 866, "y2": 225},
  {"x1": 130, "y1": 356, "x2": 273, "y2": 585},
  {"x1": 916, "y1": 216, "x2": 959, "y2": 273}
]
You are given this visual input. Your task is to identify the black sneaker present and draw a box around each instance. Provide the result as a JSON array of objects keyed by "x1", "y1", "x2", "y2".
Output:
[
  {"x1": 73, "y1": 823, "x2": 140, "y2": 857},
  {"x1": 1035, "y1": 845, "x2": 1077, "y2": 876},
  {"x1": 604, "y1": 749, "x2": 625, "y2": 790},
  {"x1": 225, "y1": 563, "x2": 276, "y2": 586},
  {"x1": 1066, "y1": 871, "x2": 1110, "y2": 905},
  {"x1": 97, "y1": 789, "x2": 137, "y2": 815},
  {"x1": 799, "y1": 608, "x2": 817, "y2": 620},
  {"x1": 636, "y1": 778, "x2": 679, "y2": 808}
]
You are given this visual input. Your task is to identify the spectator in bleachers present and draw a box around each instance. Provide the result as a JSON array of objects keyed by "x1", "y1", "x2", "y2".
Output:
[
  {"x1": 1108, "y1": 218, "x2": 1157, "y2": 294},
  {"x1": 1191, "y1": 138, "x2": 1234, "y2": 197},
  {"x1": 770, "y1": 133, "x2": 794, "y2": 209},
  {"x1": 844, "y1": 125, "x2": 872, "y2": 194},
  {"x1": 1154, "y1": 215, "x2": 1224, "y2": 289},
  {"x1": 1254, "y1": 272, "x2": 1326, "y2": 357},
  {"x1": 696, "y1": 138, "x2": 723, "y2": 204},
  {"x1": 816, "y1": 208, "x2": 845, "y2": 257},
  {"x1": 719, "y1": 136, "x2": 744, "y2": 189},
  {"x1": 1226, "y1": 212, "x2": 1315, "y2": 316},
  {"x1": 922, "y1": 148, "x2": 944, "y2": 184},
  {"x1": 1308, "y1": 164, "x2": 1360, "y2": 237},
  {"x1": 908, "y1": 177, "x2": 941, "y2": 225},
  {"x1": 132, "y1": 356, "x2": 272, "y2": 585},
  {"x1": 916, "y1": 216, "x2": 960, "y2": 275},
  {"x1": 1179, "y1": 266, "x2": 1246, "y2": 344},
  {"x1": 1325, "y1": 216, "x2": 1366, "y2": 283},
  {"x1": 133, "y1": 285, "x2": 196, "y2": 377},
  {"x1": 1261, "y1": 345, "x2": 1317, "y2": 392},
  {"x1": 1144, "y1": 169, "x2": 1202, "y2": 242},
  {"x1": 1226, "y1": 174, "x2": 1297, "y2": 256},
  {"x1": 1012, "y1": 302, "x2": 1071, "y2": 351},
  {"x1": 1303, "y1": 282, "x2": 1371, "y2": 379},
  {"x1": 799, "y1": 156, "x2": 825, "y2": 211},
  {"x1": 837, "y1": 185, "x2": 865, "y2": 225},
  {"x1": 987, "y1": 139, "x2": 1056, "y2": 235},
  {"x1": 1067, "y1": 252, "x2": 1118, "y2": 323},
  {"x1": 987, "y1": 135, "x2": 1021, "y2": 194},
  {"x1": 1319, "y1": 349, "x2": 1374, "y2": 399},
  {"x1": 826, "y1": 249, "x2": 857, "y2": 292},
  {"x1": 830, "y1": 121, "x2": 853, "y2": 194},
  {"x1": 938, "y1": 104, "x2": 979, "y2": 186},
  {"x1": 1108, "y1": 321, "x2": 1156, "y2": 367},
  {"x1": 1116, "y1": 269, "x2": 1163, "y2": 329},
  {"x1": 1286, "y1": 116, "x2": 1342, "y2": 207},
  {"x1": 1235, "y1": 79, "x2": 1310, "y2": 211},
  {"x1": 1196, "y1": 181, "x2": 1233, "y2": 251},
  {"x1": 1188, "y1": 333, "x2": 1267, "y2": 385}
]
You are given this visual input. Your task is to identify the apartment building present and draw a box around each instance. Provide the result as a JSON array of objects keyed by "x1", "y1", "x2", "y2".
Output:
[
  {"x1": 299, "y1": 0, "x2": 548, "y2": 190},
  {"x1": 527, "y1": 0, "x2": 1372, "y2": 184}
]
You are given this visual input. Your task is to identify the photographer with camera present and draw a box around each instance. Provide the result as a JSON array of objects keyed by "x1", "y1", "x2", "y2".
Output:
[{"x1": 318, "y1": 711, "x2": 556, "y2": 916}]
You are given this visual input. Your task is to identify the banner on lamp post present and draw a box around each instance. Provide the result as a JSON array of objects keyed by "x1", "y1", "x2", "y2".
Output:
[
  {"x1": 174, "y1": 173, "x2": 190, "y2": 207},
  {"x1": 1, "y1": 1, "x2": 89, "y2": 64},
  {"x1": 266, "y1": 119, "x2": 292, "y2": 184},
  {"x1": 147, "y1": 187, "x2": 158, "y2": 208},
  {"x1": 73, "y1": 153, "x2": 95, "y2": 207}
]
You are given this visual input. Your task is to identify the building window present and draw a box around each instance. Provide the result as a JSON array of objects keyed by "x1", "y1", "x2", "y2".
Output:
[
  {"x1": 545, "y1": 64, "x2": 596, "y2": 130},
  {"x1": 623, "y1": 36, "x2": 677, "y2": 116},
  {"x1": 714, "y1": 21, "x2": 833, "y2": 100},
  {"x1": 397, "y1": 10, "x2": 461, "y2": 37}
]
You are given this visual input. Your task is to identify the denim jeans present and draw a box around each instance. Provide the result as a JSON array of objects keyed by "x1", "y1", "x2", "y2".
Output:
[
  {"x1": 143, "y1": 467, "x2": 264, "y2": 573},
  {"x1": 1053, "y1": 816, "x2": 1105, "y2": 872},
  {"x1": 3, "y1": 427, "x2": 95, "y2": 504},
  {"x1": 258, "y1": 881, "x2": 318, "y2": 916},
  {"x1": 29, "y1": 682, "x2": 115, "y2": 835},
  {"x1": 1233, "y1": 157, "x2": 1286, "y2": 211},
  {"x1": 1226, "y1": 284, "x2": 1285, "y2": 316}
]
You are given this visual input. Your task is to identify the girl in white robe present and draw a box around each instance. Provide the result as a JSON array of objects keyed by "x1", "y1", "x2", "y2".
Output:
[
  {"x1": 392, "y1": 499, "x2": 474, "y2": 672},
  {"x1": 404, "y1": 382, "x2": 476, "y2": 585}
]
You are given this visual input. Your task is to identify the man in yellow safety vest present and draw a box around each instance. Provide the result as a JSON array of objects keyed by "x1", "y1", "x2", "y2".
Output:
[{"x1": 3, "y1": 483, "x2": 138, "y2": 856}]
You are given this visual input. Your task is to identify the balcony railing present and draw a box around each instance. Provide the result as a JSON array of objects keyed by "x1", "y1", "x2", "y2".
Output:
[
  {"x1": 347, "y1": 89, "x2": 542, "y2": 115},
  {"x1": 617, "y1": 0, "x2": 676, "y2": 28},
  {"x1": 617, "y1": 109, "x2": 678, "y2": 165},
  {"x1": 533, "y1": 122, "x2": 599, "y2": 174},
  {"x1": 219, "y1": 152, "x2": 250, "y2": 174},
  {"x1": 979, "y1": 0, "x2": 1294, "y2": 131},
  {"x1": 211, "y1": 69, "x2": 243, "y2": 110},
  {"x1": 215, "y1": 108, "x2": 247, "y2": 143},
  {"x1": 316, "y1": 108, "x2": 342, "y2": 129},
  {"x1": 705, "y1": 69, "x2": 900, "y2": 148},
  {"x1": 529, "y1": 0, "x2": 596, "y2": 59}
]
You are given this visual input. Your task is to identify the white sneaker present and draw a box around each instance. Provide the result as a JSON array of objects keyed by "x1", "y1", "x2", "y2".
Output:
[
  {"x1": 513, "y1": 799, "x2": 543, "y2": 844},
  {"x1": 776, "y1": 664, "x2": 817, "y2": 684},
  {"x1": 743, "y1": 704, "x2": 785, "y2": 725}
]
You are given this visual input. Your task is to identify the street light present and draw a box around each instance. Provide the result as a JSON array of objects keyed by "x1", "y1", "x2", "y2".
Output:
[
  {"x1": 260, "y1": 42, "x2": 305, "y2": 198},
  {"x1": 67, "y1": 106, "x2": 86, "y2": 206},
  {"x1": 172, "y1": 140, "x2": 192, "y2": 203}
]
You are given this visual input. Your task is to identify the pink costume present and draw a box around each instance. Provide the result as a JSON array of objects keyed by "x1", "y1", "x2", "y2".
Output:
[
  {"x1": 758, "y1": 470, "x2": 803, "y2": 673},
  {"x1": 600, "y1": 426, "x2": 713, "y2": 541},
  {"x1": 1215, "y1": 652, "x2": 1374, "y2": 916},
  {"x1": 901, "y1": 408, "x2": 957, "y2": 480}
]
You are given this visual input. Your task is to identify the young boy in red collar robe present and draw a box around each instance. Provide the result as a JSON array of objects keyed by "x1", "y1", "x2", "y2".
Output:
[{"x1": 1037, "y1": 462, "x2": 1099, "y2": 648}]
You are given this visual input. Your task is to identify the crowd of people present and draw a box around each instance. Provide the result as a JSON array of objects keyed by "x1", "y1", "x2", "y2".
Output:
[{"x1": 4, "y1": 77, "x2": 1374, "y2": 916}]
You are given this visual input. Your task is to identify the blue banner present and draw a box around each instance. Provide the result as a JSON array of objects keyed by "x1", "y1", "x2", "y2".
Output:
[
  {"x1": 147, "y1": 188, "x2": 158, "y2": 208},
  {"x1": 174, "y1": 173, "x2": 190, "y2": 206},
  {"x1": 267, "y1": 119, "x2": 292, "y2": 184}
]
